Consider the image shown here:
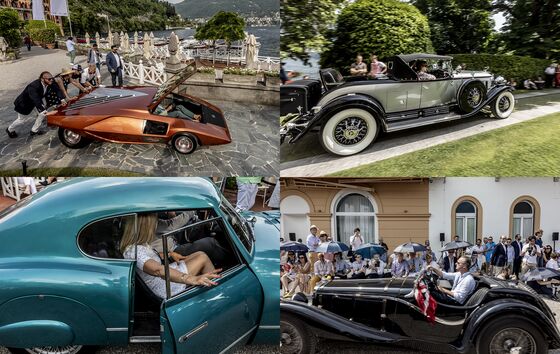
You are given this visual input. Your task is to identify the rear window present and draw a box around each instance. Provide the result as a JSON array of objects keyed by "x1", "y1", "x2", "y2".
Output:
[{"x1": 77, "y1": 214, "x2": 137, "y2": 260}]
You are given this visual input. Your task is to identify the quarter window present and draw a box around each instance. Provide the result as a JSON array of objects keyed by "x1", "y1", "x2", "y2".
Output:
[{"x1": 78, "y1": 214, "x2": 137, "y2": 260}]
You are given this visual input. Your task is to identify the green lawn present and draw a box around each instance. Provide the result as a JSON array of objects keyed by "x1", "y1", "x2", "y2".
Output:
[
  {"x1": 0, "y1": 167, "x2": 144, "y2": 177},
  {"x1": 330, "y1": 112, "x2": 560, "y2": 176}
]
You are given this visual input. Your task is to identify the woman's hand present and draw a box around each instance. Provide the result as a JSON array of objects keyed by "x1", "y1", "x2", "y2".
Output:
[{"x1": 184, "y1": 268, "x2": 222, "y2": 287}]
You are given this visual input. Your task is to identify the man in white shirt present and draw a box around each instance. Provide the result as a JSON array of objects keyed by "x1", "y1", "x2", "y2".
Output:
[
  {"x1": 306, "y1": 225, "x2": 320, "y2": 269},
  {"x1": 349, "y1": 227, "x2": 363, "y2": 251},
  {"x1": 472, "y1": 239, "x2": 486, "y2": 273},
  {"x1": 367, "y1": 254, "x2": 386, "y2": 278},
  {"x1": 308, "y1": 253, "x2": 334, "y2": 292},
  {"x1": 350, "y1": 254, "x2": 367, "y2": 279},
  {"x1": 81, "y1": 64, "x2": 102, "y2": 88},
  {"x1": 428, "y1": 256, "x2": 476, "y2": 305},
  {"x1": 66, "y1": 37, "x2": 76, "y2": 65},
  {"x1": 521, "y1": 235, "x2": 542, "y2": 275}
]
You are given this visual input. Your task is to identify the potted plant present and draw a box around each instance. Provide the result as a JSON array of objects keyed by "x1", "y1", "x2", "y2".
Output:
[
  {"x1": 264, "y1": 70, "x2": 280, "y2": 86},
  {"x1": 223, "y1": 67, "x2": 257, "y2": 85},
  {"x1": 191, "y1": 66, "x2": 216, "y2": 82}
]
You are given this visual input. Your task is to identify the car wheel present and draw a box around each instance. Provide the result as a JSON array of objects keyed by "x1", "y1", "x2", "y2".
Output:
[
  {"x1": 491, "y1": 91, "x2": 515, "y2": 119},
  {"x1": 476, "y1": 317, "x2": 546, "y2": 354},
  {"x1": 319, "y1": 108, "x2": 378, "y2": 156},
  {"x1": 8, "y1": 345, "x2": 97, "y2": 354},
  {"x1": 58, "y1": 128, "x2": 91, "y2": 149},
  {"x1": 280, "y1": 314, "x2": 317, "y2": 354},
  {"x1": 458, "y1": 81, "x2": 487, "y2": 113},
  {"x1": 172, "y1": 133, "x2": 198, "y2": 154}
]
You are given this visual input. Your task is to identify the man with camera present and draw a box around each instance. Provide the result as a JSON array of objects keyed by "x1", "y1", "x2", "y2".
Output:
[{"x1": 521, "y1": 235, "x2": 542, "y2": 275}]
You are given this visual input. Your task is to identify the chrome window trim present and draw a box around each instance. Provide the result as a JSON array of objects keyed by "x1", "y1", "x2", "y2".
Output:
[{"x1": 218, "y1": 324, "x2": 258, "y2": 354}]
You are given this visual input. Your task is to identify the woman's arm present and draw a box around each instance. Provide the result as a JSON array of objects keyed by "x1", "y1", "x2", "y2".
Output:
[{"x1": 142, "y1": 258, "x2": 220, "y2": 287}]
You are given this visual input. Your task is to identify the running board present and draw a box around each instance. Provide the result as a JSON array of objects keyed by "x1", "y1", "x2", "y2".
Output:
[
  {"x1": 129, "y1": 335, "x2": 161, "y2": 343},
  {"x1": 386, "y1": 112, "x2": 465, "y2": 132}
]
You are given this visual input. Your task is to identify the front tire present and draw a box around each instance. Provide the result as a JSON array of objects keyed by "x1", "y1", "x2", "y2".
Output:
[
  {"x1": 491, "y1": 91, "x2": 515, "y2": 119},
  {"x1": 58, "y1": 128, "x2": 91, "y2": 149},
  {"x1": 476, "y1": 316, "x2": 546, "y2": 354},
  {"x1": 319, "y1": 108, "x2": 378, "y2": 156},
  {"x1": 172, "y1": 133, "x2": 198, "y2": 154},
  {"x1": 458, "y1": 81, "x2": 487, "y2": 113},
  {"x1": 9, "y1": 345, "x2": 97, "y2": 354},
  {"x1": 280, "y1": 314, "x2": 317, "y2": 354}
]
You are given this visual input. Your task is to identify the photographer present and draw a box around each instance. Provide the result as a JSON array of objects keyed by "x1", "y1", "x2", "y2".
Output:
[
  {"x1": 521, "y1": 235, "x2": 542, "y2": 276},
  {"x1": 366, "y1": 254, "x2": 386, "y2": 278}
]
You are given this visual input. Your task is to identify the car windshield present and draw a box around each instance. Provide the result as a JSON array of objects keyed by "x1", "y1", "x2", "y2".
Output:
[
  {"x1": 220, "y1": 196, "x2": 254, "y2": 253},
  {"x1": 409, "y1": 58, "x2": 452, "y2": 79}
]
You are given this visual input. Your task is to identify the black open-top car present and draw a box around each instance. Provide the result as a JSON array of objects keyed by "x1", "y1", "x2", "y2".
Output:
[{"x1": 280, "y1": 273, "x2": 560, "y2": 354}]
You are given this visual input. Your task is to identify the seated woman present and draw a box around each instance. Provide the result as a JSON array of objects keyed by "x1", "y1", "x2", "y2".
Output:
[
  {"x1": 121, "y1": 213, "x2": 221, "y2": 299},
  {"x1": 283, "y1": 253, "x2": 312, "y2": 297}
]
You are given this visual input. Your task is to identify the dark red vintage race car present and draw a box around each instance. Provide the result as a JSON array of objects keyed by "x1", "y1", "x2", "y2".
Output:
[{"x1": 47, "y1": 64, "x2": 231, "y2": 154}]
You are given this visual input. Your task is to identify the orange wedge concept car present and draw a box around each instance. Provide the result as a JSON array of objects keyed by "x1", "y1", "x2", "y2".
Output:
[{"x1": 47, "y1": 64, "x2": 231, "y2": 154}]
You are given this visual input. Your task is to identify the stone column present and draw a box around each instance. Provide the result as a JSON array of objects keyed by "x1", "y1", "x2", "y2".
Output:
[
  {"x1": 95, "y1": 32, "x2": 100, "y2": 47},
  {"x1": 85, "y1": 32, "x2": 90, "y2": 46},
  {"x1": 108, "y1": 32, "x2": 113, "y2": 47},
  {"x1": 112, "y1": 32, "x2": 119, "y2": 46},
  {"x1": 133, "y1": 31, "x2": 138, "y2": 50},
  {"x1": 165, "y1": 32, "x2": 182, "y2": 74},
  {"x1": 149, "y1": 32, "x2": 155, "y2": 50},
  {"x1": 143, "y1": 33, "x2": 151, "y2": 60}
]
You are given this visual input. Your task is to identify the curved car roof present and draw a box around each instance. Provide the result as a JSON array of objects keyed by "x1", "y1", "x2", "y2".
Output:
[
  {"x1": 397, "y1": 53, "x2": 453, "y2": 62},
  {"x1": 0, "y1": 178, "x2": 221, "y2": 240}
]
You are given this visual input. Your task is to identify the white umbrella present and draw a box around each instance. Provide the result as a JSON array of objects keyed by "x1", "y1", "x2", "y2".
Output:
[{"x1": 245, "y1": 34, "x2": 257, "y2": 69}]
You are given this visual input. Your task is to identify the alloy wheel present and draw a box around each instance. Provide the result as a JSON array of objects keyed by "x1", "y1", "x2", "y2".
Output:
[
  {"x1": 63, "y1": 130, "x2": 81, "y2": 145},
  {"x1": 174, "y1": 136, "x2": 194, "y2": 154},
  {"x1": 489, "y1": 328, "x2": 537, "y2": 354}
]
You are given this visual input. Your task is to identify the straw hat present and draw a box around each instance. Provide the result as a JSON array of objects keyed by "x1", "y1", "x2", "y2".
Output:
[
  {"x1": 319, "y1": 231, "x2": 328, "y2": 236},
  {"x1": 60, "y1": 67, "x2": 74, "y2": 76},
  {"x1": 310, "y1": 225, "x2": 318, "y2": 230}
]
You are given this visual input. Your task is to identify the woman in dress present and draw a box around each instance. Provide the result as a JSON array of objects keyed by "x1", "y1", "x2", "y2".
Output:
[{"x1": 120, "y1": 213, "x2": 220, "y2": 299}]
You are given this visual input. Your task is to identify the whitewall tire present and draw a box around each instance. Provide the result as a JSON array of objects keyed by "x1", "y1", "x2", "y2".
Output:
[
  {"x1": 491, "y1": 91, "x2": 515, "y2": 119},
  {"x1": 319, "y1": 108, "x2": 378, "y2": 156}
]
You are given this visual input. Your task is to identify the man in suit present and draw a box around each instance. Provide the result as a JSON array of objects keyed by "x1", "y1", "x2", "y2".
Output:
[
  {"x1": 106, "y1": 45, "x2": 123, "y2": 87},
  {"x1": 440, "y1": 249, "x2": 457, "y2": 272},
  {"x1": 491, "y1": 235, "x2": 509, "y2": 276},
  {"x1": 6, "y1": 71, "x2": 65, "y2": 138},
  {"x1": 511, "y1": 234, "x2": 523, "y2": 279}
]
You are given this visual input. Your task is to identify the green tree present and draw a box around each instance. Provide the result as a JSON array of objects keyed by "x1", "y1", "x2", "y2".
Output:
[
  {"x1": 320, "y1": 0, "x2": 433, "y2": 73},
  {"x1": 280, "y1": 0, "x2": 345, "y2": 65},
  {"x1": 195, "y1": 11, "x2": 245, "y2": 48},
  {"x1": 497, "y1": 0, "x2": 560, "y2": 59},
  {"x1": 0, "y1": 8, "x2": 22, "y2": 48},
  {"x1": 413, "y1": 0, "x2": 493, "y2": 54}
]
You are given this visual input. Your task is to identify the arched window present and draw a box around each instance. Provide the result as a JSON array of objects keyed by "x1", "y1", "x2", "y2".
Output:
[
  {"x1": 334, "y1": 193, "x2": 375, "y2": 243},
  {"x1": 513, "y1": 201, "x2": 534, "y2": 238},
  {"x1": 280, "y1": 195, "x2": 310, "y2": 242},
  {"x1": 455, "y1": 201, "x2": 477, "y2": 244}
]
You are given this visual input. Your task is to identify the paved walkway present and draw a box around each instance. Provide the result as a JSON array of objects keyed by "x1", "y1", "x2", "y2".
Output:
[
  {"x1": 280, "y1": 91, "x2": 560, "y2": 177},
  {"x1": 0, "y1": 47, "x2": 278, "y2": 176}
]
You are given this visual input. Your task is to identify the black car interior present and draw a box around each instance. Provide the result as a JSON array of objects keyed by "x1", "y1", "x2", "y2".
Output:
[
  {"x1": 77, "y1": 210, "x2": 243, "y2": 337},
  {"x1": 153, "y1": 94, "x2": 204, "y2": 122}
]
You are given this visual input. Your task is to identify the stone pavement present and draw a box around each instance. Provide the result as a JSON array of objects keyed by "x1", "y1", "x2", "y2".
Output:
[
  {"x1": 0, "y1": 47, "x2": 278, "y2": 176},
  {"x1": 280, "y1": 92, "x2": 560, "y2": 177}
]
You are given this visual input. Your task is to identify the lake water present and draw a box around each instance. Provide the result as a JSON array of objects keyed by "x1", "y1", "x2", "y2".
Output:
[
  {"x1": 129, "y1": 25, "x2": 279, "y2": 57},
  {"x1": 284, "y1": 51, "x2": 321, "y2": 79}
]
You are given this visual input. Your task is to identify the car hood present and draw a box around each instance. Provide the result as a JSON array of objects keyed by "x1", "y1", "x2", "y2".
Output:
[
  {"x1": 453, "y1": 71, "x2": 493, "y2": 79},
  {"x1": 317, "y1": 277, "x2": 416, "y2": 298}
]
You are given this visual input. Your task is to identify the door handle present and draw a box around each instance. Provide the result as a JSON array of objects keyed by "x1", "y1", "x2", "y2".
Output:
[{"x1": 178, "y1": 321, "x2": 208, "y2": 343}]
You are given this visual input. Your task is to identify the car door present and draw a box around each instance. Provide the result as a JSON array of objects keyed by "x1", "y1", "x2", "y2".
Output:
[
  {"x1": 384, "y1": 82, "x2": 422, "y2": 113},
  {"x1": 160, "y1": 263, "x2": 263, "y2": 353},
  {"x1": 419, "y1": 79, "x2": 456, "y2": 108}
]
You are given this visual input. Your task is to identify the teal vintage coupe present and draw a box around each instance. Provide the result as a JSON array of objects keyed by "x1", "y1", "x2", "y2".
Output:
[{"x1": 0, "y1": 178, "x2": 279, "y2": 354}]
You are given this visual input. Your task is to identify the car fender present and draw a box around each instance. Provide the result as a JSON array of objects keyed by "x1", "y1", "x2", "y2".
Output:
[
  {"x1": 291, "y1": 94, "x2": 386, "y2": 143},
  {"x1": 463, "y1": 298, "x2": 560, "y2": 350},
  {"x1": 281, "y1": 300, "x2": 400, "y2": 343},
  {"x1": 0, "y1": 295, "x2": 109, "y2": 348},
  {"x1": 455, "y1": 82, "x2": 513, "y2": 118}
]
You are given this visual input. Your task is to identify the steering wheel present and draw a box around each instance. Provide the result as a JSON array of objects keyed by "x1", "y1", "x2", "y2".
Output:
[{"x1": 420, "y1": 269, "x2": 440, "y2": 293}]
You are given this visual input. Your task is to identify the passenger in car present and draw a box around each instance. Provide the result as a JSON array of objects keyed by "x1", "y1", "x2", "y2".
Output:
[
  {"x1": 121, "y1": 214, "x2": 221, "y2": 299},
  {"x1": 416, "y1": 61, "x2": 436, "y2": 81}
]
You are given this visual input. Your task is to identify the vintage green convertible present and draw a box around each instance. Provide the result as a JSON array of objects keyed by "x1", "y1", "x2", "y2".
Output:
[
  {"x1": 0, "y1": 178, "x2": 279, "y2": 354},
  {"x1": 281, "y1": 53, "x2": 515, "y2": 156}
]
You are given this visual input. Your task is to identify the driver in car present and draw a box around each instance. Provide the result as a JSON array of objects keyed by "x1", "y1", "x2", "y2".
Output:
[
  {"x1": 427, "y1": 256, "x2": 476, "y2": 305},
  {"x1": 416, "y1": 61, "x2": 436, "y2": 81}
]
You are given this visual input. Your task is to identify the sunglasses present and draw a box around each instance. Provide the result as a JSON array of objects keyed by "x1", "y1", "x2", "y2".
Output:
[{"x1": 43, "y1": 77, "x2": 54, "y2": 81}]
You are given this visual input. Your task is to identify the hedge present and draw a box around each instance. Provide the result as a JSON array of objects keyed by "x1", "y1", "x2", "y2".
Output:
[{"x1": 451, "y1": 54, "x2": 553, "y2": 87}]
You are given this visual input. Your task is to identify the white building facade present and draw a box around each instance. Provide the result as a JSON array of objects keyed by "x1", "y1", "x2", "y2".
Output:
[{"x1": 429, "y1": 177, "x2": 560, "y2": 253}]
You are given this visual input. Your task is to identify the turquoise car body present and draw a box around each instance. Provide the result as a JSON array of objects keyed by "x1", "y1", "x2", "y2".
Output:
[{"x1": 0, "y1": 178, "x2": 279, "y2": 353}]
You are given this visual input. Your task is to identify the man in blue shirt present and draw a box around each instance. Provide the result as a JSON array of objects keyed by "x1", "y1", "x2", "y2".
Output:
[{"x1": 485, "y1": 236, "x2": 496, "y2": 273}]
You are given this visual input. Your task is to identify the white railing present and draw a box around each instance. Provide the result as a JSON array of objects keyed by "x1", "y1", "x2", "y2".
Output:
[
  {"x1": 256, "y1": 56, "x2": 280, "y2": 72},
  {"x1": 123, "y1": 60, "x2": 167, "y2": 85}
]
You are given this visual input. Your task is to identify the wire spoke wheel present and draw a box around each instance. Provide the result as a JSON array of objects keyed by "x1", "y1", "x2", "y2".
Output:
[
  {"x1": 280, "y1": 320, "x2": 303, "y2": 354},
  {"x1": 489, "y1": 328, "x2": 537, "y2": 354},
  {"x1": 498, "y1": 95, "x2": 511, "y2": 112},
  {"x1": 25, "y1": 346, "x2": 83, "y2": 354},
  {"x1": 467, "y1": 87, "x2": 483, "y2": 108},
  {"x1": 333, "y1": 117, "x2": 369, "y2": 145}
]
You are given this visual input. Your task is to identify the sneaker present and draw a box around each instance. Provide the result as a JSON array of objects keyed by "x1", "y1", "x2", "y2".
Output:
[
  {"x1": 30, "y1": 130, "x2": 45, "y2": 136},
  {"x1": 6, "y1": 128, "x2": 17, "y2": 138}
]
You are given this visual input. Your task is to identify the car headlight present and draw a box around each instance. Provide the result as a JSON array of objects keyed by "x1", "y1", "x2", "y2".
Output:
[{"x1": 493, "y1": 75, "x2": 506, "y2": 85}]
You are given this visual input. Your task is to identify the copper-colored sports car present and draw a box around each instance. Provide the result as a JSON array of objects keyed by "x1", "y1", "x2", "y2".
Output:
[{"x1": 47, "y1": 64, "x2": 231, "y2": 154}]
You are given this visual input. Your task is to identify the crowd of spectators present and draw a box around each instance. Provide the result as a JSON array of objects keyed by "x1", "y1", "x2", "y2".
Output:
[{"x1": 280, "y1": 225, "x2": 560, "y2": 299}]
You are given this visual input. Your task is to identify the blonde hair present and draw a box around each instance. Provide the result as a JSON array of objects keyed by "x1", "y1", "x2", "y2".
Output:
[{"x1": 120, "y1": 213, "x2": 158, "y2": 253}]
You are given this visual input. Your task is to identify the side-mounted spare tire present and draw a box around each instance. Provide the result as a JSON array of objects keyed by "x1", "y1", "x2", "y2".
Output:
[{"x1": 458, "y1": 80, "x2": 487, "y2": 113}]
